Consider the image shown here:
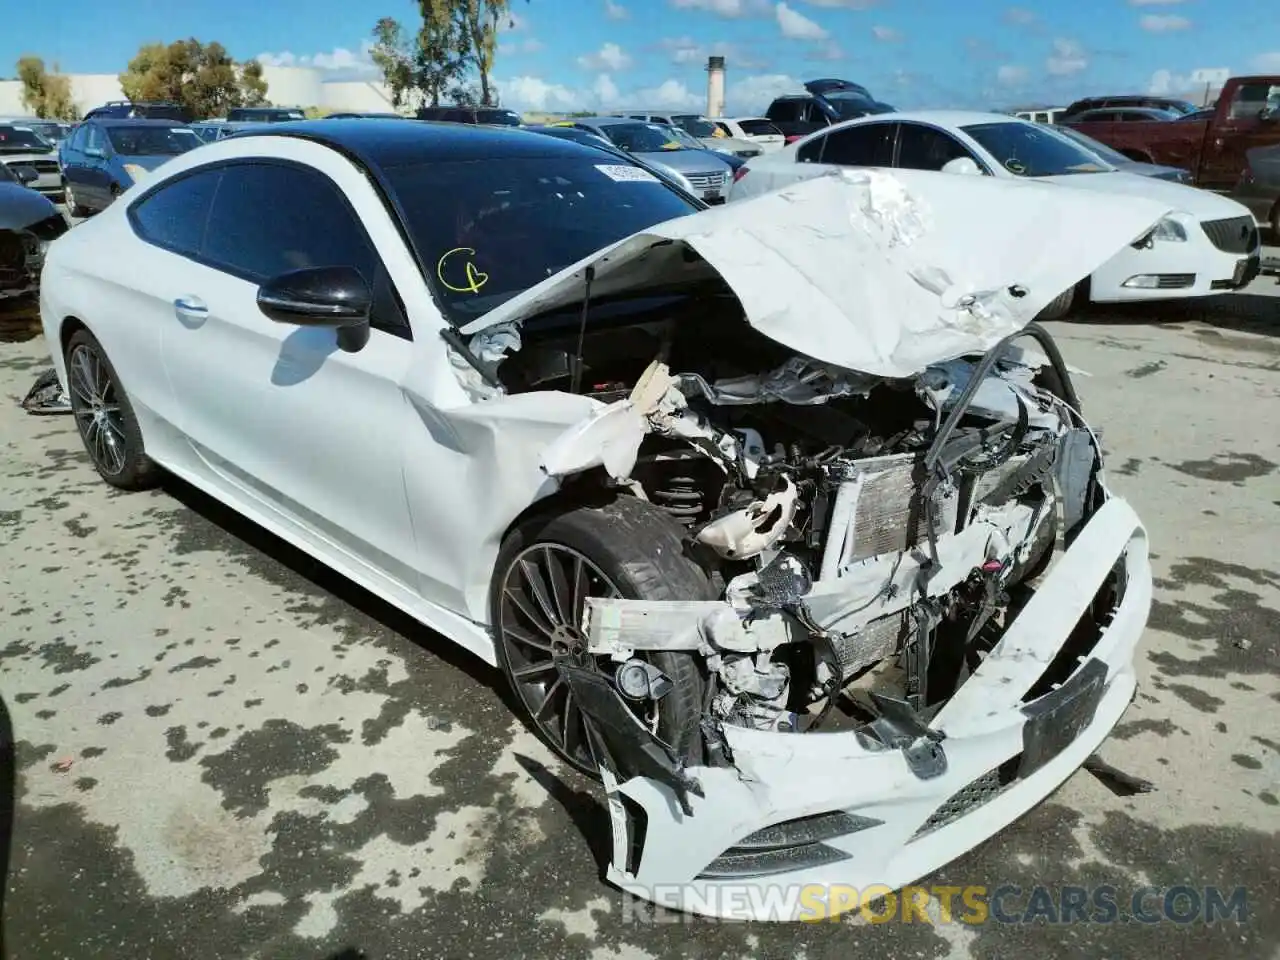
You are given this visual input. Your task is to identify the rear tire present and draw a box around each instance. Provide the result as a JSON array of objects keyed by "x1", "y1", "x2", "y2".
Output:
[
  {"x1": 1036, "y1": 283, "x2": 1078, "y2": 321},
  {"x1": 64, "y1": 328, "x2": 160, "y2": 490},
  {"x1": 491, "y1": 496, "x2": 713, "y2": 777}
]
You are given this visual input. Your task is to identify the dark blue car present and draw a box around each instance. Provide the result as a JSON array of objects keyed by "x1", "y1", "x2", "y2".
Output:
[{"x1": 58, "y1": 118, "x2": 202, "y2": 216}]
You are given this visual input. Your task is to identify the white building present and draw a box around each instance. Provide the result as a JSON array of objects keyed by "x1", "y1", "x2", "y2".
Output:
[{"x1": 0, "y1": 65, "x2": 400, "y2": 117}]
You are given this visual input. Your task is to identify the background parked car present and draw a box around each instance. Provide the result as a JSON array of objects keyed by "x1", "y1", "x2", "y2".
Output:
[
  {"x1": 0, "y1": 117, "x2": 71, "y2": 146},
  {"x1": 225, "y1": 106, "x2": 306, "y2": 123},
  {"x1": 1051, "y1": 124, "x2": 1191, "y2": 182},
  {"x1": 764, "y1": 79, "x2": 896, "y2": 142},
  {"x1": 0, "y1": 162, "x2": 68, "y2": 303},
  {"x1": 83, "y1": 100, "x2": 191, "y2": 122},
  {"x1": 416, "y1": 106, "x2": 523, "y2": 126},
  {"x1": 660, "y1": 124, "x2": 749, "y2": 172},
  {"x1": 1059, "y1": 95, "x2": 1201, "y2": 121},
  {"x1": 325, "y1": 112, "x2": 408, "y2": 119},
  {"x1": 527, "y1": 123, "x2": 706, "y2": 199},
  {"x1": 59, "y1": 119, "x2": 202, "y2": 216},
  {"x1": 711, "y1": 117, "x2": 786, "y2": 152},
  {"x1": 634, "y1": 114, "x2": 761, "y2": 158},
  {"x1": 1064, "y1": 107, "x2": 1185, "y2": 124},
  {"x1": 560, "y1": 117, "x2": 734, "y2": 204},
  {"x1": 0, "y1": 123, "x2": 63, "y2": 201},
  {"x1": 731, "y1": 110, "x2": 1261, "y2": 314},
  {"x1": 1232, "y1": 142, "x2": 1280, "y2": 239}
]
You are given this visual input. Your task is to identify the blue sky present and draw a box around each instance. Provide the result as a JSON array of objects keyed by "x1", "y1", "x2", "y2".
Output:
[{"x1": 5, "y1": 0, "x2": 1279, "y2": 115}]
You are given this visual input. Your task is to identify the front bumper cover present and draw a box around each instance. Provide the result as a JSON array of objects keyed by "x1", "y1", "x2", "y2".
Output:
[{"x1": 580, "y1": 494, "x2": 1150, "y2": 921}]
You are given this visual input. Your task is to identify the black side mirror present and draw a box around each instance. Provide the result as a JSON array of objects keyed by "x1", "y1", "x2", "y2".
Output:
[
  {"x1": 256, "y1": 265, "x2": 372, "y2": 353},
  {"x1": 14, "y1": 166, "x2": 37, "y2": 186}
]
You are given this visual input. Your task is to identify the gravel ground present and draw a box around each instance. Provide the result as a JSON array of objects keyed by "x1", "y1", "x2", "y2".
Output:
[{"x1": 0, "y1": 272, "x2": 1277, "y2": 959}]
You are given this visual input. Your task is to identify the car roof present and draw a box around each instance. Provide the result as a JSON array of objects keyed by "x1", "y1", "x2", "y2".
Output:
[
  {"x1": 230, "y1": 118, "x2": 611, "y2": 167},
  {"x1": 86, "y1": 118, "x2": 194, "y2": 127},
  {"x1": 575, "y1": 116, "x2": 651, "y2": 126},
  {"x1": 827, "y1": 109, "x2": 1023, "y2": 128}
]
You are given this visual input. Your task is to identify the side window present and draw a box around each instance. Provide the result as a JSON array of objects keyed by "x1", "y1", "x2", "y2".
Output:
[
  {"x1": 820, "y1": 123, "x2": 896, "y2": 167},
  {"x1": 896, "y1": 124, "x2": 974, "y2": 171},
  {"x1": 129, "y1": 169, "x2": 222, "y2": 256},
  {"x1": 800, "y1": 101, "x2": 826, "y2": 124},
  {"x1": 202, "y1": 162, "x2": 409, "y2": 335},
  {"x1": 1228, "y1": 82, "x2": 1280, "y2": 120},
  {"x1": 715, "y1": 121, "x2": 732, "y2": 136},
  {"x1": 85, "y1": 126, "x2": 104, "y2": 153},
  {"x1": 766, "y1": 100, "x2": 799, "y2": 123},
  {"x1": 796, "y1": 134, "x2": 825, "y2": 163}
]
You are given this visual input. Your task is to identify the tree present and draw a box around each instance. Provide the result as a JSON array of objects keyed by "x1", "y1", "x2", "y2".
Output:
[
  {"x1": 15, "y1": 57, "x2": 79, "y2": 119},
  {"x1": 119, "y1": 40, "x2": 269, "y2": 119}
]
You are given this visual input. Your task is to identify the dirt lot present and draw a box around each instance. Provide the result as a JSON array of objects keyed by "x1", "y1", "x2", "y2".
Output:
[{"x1": 1, "y1": 278, "x2": 1278, "y2": 960}]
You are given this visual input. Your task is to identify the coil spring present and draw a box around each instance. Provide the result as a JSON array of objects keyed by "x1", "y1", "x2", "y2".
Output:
[{"x1": 650, "y1": 475, "x2": 704, "y2": 525}]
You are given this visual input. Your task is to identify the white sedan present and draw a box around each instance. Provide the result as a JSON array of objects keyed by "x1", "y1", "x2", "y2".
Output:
[
  {"x1": 38, "y1": 120, "x2": 1163, "y2": 920},
  {"x1": 711, "y1": 116, "x2": 787, "y2": 153},
  {"x1": 729, "y1": 110, "x2": 1263, "y2": 316}
]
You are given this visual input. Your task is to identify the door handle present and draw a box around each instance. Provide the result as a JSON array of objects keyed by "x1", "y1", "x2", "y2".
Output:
[{"x1": 174, "y1": 296, "x2": 208, "y2": 319}]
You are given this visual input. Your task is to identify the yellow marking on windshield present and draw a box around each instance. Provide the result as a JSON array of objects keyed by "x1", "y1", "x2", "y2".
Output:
[{"x1": 437, "y1": 247, "x2": 490, "y2": 294}]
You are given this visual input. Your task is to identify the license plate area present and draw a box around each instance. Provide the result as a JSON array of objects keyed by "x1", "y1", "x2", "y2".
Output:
[{"x1": 1019, "y1": 658, "x2": 1108, "y2": 778}]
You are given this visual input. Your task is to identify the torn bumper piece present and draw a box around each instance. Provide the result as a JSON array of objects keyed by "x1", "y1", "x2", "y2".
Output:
[{"x1": 586, "y1": 496, "x2": 1150, "y2": 921}]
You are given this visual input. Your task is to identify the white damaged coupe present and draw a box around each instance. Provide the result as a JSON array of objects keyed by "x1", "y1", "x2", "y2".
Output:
[{"x1": 39, "y1": 121, "x2": 1168, "y2": 921}]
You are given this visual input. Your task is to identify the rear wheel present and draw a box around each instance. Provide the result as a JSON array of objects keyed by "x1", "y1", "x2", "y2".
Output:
[
  {"x1": 1036, "y1": 283, "x2": 1079, "y2": 322},
  {"x1": 64, "y1": 328, "x2": 160, "y2": 490},
  {"x1": 492, "y1": 496, "x2": 712, "y2": 777}
]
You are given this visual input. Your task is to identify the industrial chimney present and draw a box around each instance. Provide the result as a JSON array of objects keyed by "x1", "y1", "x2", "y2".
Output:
[{"x1": 706, "y1": 55, "x2": 726, "y2": 118}]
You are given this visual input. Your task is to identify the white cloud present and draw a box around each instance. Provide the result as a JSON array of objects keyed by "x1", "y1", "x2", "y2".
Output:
[
  {"x1": 657, "y1": 36, "x2": 771, "y2": 70},
  {"x1": 997, "y1": 64, "x2": 1029, "y2": 85},
  {"x1": 872, "y1": 26, "x2": 901, "y2": 42},
  {"x1": 1046, "y1": 38, "x2": 1088, "y2": 76},
  {"x1": 578, "y1": 42, "x2": 632, "y2": 71},
  {"x1": 670, "y1": 0, "x2": 752, "y2": 16},
  {"x1": 593, "y1": 74, "x2": 621, "y2": 106},
  {"x1": 257, "y1": 41, "x2": 380, "y2": 79},
  {"x1": 604, "y1": 0, "x2": 629, "y2": 19},
  {"x1": 728, "y1": 73, "x2": 804, "y2": 114},
  {"x1": 806, "y1": 43, "x2": 845, "y2": 62},
  {"x1": 1254, "y1": 51, "x2": 1280, "y2": 72},
  {"x1": 661, "y1": 36, "x2": 706, "y2": 65},
  {"x1": 1149, "y1": 66, "x2": 1230, "y2": 94},
  {"x1": 776, "y1": 2, "x2": 828, "y2": 40},
  {"x1": 1004, "y1": 7, "x2": 1036, "y2": 25},
  {"x1": 1140, "y1": 14, "x2": 1191, "y2": 32},
  {"x1": 497, "y1": 76, "x2": 583, "y2": 113}
]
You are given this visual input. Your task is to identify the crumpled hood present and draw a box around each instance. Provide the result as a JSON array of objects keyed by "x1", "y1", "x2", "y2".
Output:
[
  {"x1": 459, "y1": 167, "x2": 1173, "y2": 379},
  {"x1": 1041, "y1": 169, "x2": 1250, "y2": 220}
]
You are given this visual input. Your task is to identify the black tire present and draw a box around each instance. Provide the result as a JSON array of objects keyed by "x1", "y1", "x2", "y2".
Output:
[
  {"x1": 64, "y1": 328, "x2": 160, "y2": 490},
  {"x1": 1036, "y1": 283, "x2": 1078, "y2": 322},
  {"x1": 491, "y1": 495, "x2": 714, "y2": 777}
]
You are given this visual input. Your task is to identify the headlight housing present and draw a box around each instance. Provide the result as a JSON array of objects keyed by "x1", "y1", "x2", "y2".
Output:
[{"x1": 1151, "y1": 216, "x2": 1187, "y2": 242}]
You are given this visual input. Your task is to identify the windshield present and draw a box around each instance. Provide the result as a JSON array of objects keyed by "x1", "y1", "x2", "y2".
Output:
[
  {"x1": 675, "y1": 117, "x2": 718, "y2": 138},
  {"x1": 598, "y1": 122, "x2": 684, "y2": 153},
  {"x1": 0, "y1": 125, "x2": 53, "y2": 152},
  {"x1": 107, "y1": 125, "x2": 202, "y2": 156},
  {"x1": 665, "y1": 126, "x2": 704, "y2": 149},
  {"x1": 824, "y1": 92, "x2": 894, "y2": 120},
  {"x1": 738, "y1": 118, "x2": 783, "y2": 137},
  {"x1": 961, "y1": 121, "x2": 1111, "y2": 176},
  {"x1": 1049, "y1": 126, "x2": 1131, "y2": 166},
  {"x1": 385, "y1": 156, "x2": 700, "y2": 321}
]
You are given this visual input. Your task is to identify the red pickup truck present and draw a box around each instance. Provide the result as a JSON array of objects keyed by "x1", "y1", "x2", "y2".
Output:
[{"x1": 1063, "y1": 76, "x2": 1280, "y2": 193}]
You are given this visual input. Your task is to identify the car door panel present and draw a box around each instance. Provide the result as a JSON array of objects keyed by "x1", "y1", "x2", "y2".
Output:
[{"x1": 156, "y1": 156, "x2": 420, "y2": 593}]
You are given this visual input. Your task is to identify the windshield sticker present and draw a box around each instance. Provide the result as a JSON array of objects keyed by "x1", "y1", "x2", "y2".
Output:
[
  {"x1": 12, "y1": 125, "x2": 32, "y2": 132},
  {"x1": 171, "y1": 128, "x2": 189, "y2": 133},
  {"x1": 595, "y1": 164, "x2": 659, "y2": 183},
  {"x1": 437, "y1": 247, "x2": 490, "y2": 294}
]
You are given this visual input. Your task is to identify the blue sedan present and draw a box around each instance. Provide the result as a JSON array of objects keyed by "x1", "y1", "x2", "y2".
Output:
[{"x1": 59, "y1": 118, "x2": 202, "y2": 216}]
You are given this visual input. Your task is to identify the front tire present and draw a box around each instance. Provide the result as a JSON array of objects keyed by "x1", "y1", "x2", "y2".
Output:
[
  {"x1": 492, "y1": 496, "x2": 713, "y2": 777},
  {"x1": 64, "y1": 328, "x2": 160, "y2": 490},
  {"x1": 1036, "y1": 283, "x2": 1079, "y2": 321}
]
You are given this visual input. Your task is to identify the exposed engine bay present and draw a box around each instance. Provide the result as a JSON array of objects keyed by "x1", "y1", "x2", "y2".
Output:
[{"x1": 470, "y1": 278, "x2": 1109, "y2": 780}]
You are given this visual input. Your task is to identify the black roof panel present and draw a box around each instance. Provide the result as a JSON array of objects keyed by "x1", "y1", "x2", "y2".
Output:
[{"x1": 230, "y1": 118, "x2": 597, "y2": 167}]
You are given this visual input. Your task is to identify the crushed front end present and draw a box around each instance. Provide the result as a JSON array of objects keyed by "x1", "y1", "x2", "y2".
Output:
[{"x1": 547, "y1": 325, "x2": 1149, "y2": 921}]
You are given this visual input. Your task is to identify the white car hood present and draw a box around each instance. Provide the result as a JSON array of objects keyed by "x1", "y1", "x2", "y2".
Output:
[
  {"x1": 458, "y1": 167, "x2": 1173, "y2": 379},
  {"x1": 1041, "y1": 170, "x2": 1250, "y2": 220}
]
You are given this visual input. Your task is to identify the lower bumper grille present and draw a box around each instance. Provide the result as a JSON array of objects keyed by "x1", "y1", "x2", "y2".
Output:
[
  {"x1": 1200, "y1": 215, "x2": 1258, "y2": 254},
  {"x1": 910, "y1": 754, "x2": 1023, "y2": 841}
]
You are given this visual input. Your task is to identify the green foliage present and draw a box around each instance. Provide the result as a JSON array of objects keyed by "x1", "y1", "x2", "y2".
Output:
[
  {"x1": 371, "y1": 0, "x2": 530, "y2": 109},
  {"x1": 118, "y1": 39, "x2": 270, "y2": 119},
  {"x1": 15, "y1": 56, "x2": 79, "y2": 119}
]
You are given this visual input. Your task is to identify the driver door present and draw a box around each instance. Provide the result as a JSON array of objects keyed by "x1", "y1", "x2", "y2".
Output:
[
  {"x1": 1201, "y1": 81, "x2": 1280, "y2": 191},
  {"x1": 152, "y1": 157, "x2": 423, "y2": 595}
]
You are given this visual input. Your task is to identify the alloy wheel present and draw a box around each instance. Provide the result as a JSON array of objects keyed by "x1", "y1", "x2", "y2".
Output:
[
  {"x1": 67, "y1": 343, "x2": 128, "y2": 476},
  {"x1": 497, "y1": 543, "x2": 660, "y2": 774}
]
